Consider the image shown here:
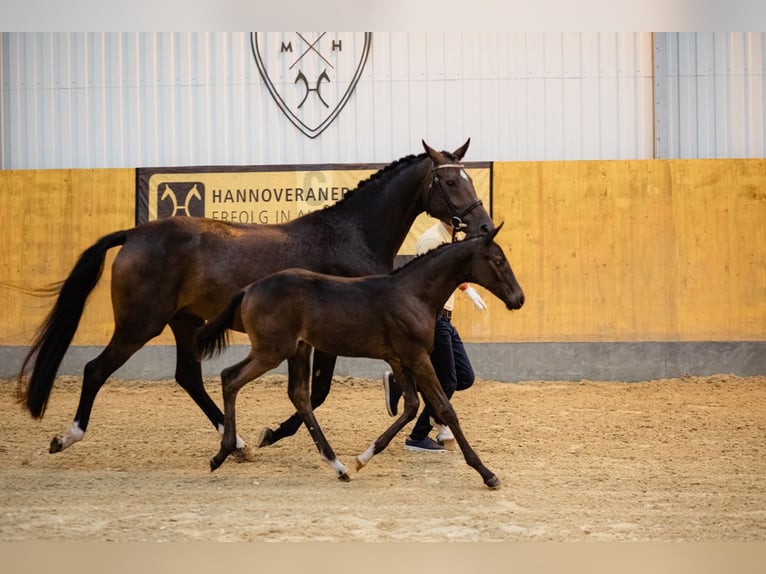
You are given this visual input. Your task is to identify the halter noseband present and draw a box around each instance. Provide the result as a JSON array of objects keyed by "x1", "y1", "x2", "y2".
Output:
[{"x1": 428, "y1": 163, "x2": 484, "y2": 241}]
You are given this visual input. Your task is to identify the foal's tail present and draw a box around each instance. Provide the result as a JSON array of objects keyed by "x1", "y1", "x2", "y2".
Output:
[
  {"x1": 17, "y1": 230, "x2": 129, "y2": 418},
  {"x1": 194, "y1": 290, "x2": 246, "y2": 360}
]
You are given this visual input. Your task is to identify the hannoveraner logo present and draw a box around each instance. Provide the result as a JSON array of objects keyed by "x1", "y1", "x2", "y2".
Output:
[
  {"x1": 157, "y1": 182, "x2": 205, "y2": 218},
  {"x1": 251, "y1": 33, "x2": 372, "y2": 139}
]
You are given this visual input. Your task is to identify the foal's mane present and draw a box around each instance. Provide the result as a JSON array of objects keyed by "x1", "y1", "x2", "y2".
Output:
[{"x1": 390, "y1": 234, "x2": 479, "y2": 276}]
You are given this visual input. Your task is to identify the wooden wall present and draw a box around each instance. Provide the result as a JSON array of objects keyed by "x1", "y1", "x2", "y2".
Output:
[
  {"x1": 1, "y1": 169, "x2": 135, "y2": 346},
  {"x1": 1, "y1": 160, "x2": 764, "y2": 352},
  {"x1": 454, "y1": 159, "x2": 766, "y2": 343}
]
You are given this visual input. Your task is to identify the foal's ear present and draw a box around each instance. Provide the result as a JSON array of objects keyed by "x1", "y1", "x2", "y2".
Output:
[{"x1": 453, "y1": 138, "x2": 471, "y2": 161}]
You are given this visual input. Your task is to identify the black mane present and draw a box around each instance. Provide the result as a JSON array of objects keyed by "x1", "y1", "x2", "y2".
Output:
[
  {"x1": 322, "y1": 147, "x2": 460, "y2": 212},
  {"x1": 390, "y1": 234, "x2": 478, "y2": 276},
  {"x1": 327, "y1": 152, "x2": 425, "y2": 208}
]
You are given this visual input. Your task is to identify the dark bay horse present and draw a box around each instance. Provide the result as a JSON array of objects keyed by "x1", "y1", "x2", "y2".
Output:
[
  {"x1": 195, "y1": 225, "x2": 524, "y2": 488},
  {"x1": 17, "y1": 140, "x2": 493, "y2": 460}
]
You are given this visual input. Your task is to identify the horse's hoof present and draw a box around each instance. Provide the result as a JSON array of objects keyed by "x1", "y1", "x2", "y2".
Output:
[
  {"x1": 485, "y1": 475, "x2": 501, "y2": 490},
  {"x1": 231, "y1": 445, "x2": 257, "y2": 463},
  {"x1": 338, "y1": 472, "x2": 352, "y2": 482},
  {"x1": 210, "y1": 456, "x2": 223, "y2": 472},
  {"x1": 257, "y1": 427, "x2": 274, "y2": 448},
  {"x1": 355, "y1": 457, "x2": 365, "y2": 472},
  {"x1": 49, "y1": 436, "x2": 64, "y2": 454}
]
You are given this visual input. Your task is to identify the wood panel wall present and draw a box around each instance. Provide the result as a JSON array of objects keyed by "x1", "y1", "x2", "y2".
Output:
[
  {"x1": 1, "y1": 160, "x2": 764, "y2": 351},
  {"x1": 454, "y1": 159, "x2": 766, "y2": 342},
  {"x1": 1, "y1": 169, "x2": 135, "y2": 346}
]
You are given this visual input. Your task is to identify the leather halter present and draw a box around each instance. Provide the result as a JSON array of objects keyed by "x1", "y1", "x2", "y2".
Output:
[{"x1": 428, "y1": 163, "x2": 484, "y2": 241}]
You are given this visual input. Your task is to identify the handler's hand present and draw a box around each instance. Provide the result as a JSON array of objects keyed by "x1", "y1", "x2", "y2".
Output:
[{"x1": 463, "y1": 286, "x2": 488, "y2": 310}]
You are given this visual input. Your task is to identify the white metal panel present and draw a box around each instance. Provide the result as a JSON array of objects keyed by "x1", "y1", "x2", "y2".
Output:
[
  {"x1": 656, "y1": 32, "x2": 766, "y2": 159},
  {"x1": 0, "y1": 32, "x2": 694, "y2": 169}
]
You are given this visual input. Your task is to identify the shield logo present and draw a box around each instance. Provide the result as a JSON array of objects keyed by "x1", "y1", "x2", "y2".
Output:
[{"x1": 251, "y1": 32, "x2": 372, "y2": 139}]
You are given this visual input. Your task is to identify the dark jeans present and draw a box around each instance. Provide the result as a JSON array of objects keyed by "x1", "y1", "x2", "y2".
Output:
[{"x1": 410, "y1": 314, "x2": 475, "y2": 441}]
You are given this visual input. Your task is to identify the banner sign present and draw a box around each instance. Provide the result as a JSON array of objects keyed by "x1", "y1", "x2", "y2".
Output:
[{"x1": 136, "y1": 163, "x2": 491, "y2": 255}]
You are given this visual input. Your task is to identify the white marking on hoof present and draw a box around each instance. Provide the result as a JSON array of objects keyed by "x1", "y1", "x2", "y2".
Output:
[
  {"x1": 357, "y1": 443, "x2": 376, "y2": 467},
  {"x1": 217, "y1": 424, "x2": 246, "y2": 449},
  {"x1": 320, "y1": 452, "x2": 347, "y2": 478},
  {"x1": 59, "y1": 421, "x2": 85, "y2": 450},
  {"x1": 329, "y1": 459, "x2": 348, "y2": 478}
]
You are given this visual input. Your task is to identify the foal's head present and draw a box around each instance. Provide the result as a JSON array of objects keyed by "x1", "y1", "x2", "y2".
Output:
[
  {"x1": 422, "y1": 139, "x2": 494, "y2": 237},
  {"x1": 468, "y1": 223, "x2": 525, "y2": 311}
]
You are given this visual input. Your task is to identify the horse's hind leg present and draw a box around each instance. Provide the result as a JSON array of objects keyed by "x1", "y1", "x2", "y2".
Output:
[
  {"x1": 287, "y1": 343, "x2": 349, "y2": 481},
  {"x1": 257, "y1": 350, "x2": 337, "y2": 447},
  {"x1": 50, "y1": 335, "x2": 147, "y2": 454},
  {"x1": 169, "y1": 314, "x2": 253, "y2": 462}
]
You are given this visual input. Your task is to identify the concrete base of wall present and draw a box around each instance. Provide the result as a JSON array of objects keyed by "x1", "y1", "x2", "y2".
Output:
[{"x1": 2, "y1": 341, "x2": 764, "y2": 383}]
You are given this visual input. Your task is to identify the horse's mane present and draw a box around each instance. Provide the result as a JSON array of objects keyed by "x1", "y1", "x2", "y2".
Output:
[
  {"x1": 325, "y1": 152, "x2": 424, "y2": 208},
  {"x1": 317, "y1": 148, "x2": 460, "y2": 210}
]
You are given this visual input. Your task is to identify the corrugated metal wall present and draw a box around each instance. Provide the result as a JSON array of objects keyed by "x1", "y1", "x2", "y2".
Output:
[
  {"x1": 1, "y1": 32, "x2": 763, "y2": 170},
  {"x1": 655, "y1": 32, "x2": 766, "y2": 158},
  {"x1": 1, "y1": 32, "x2": 656, "y2": 169}
]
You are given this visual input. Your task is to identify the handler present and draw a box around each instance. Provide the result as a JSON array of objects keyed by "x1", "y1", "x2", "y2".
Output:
[{"x1": 383, "y1": 219, "x2": 488, "y2": 452}]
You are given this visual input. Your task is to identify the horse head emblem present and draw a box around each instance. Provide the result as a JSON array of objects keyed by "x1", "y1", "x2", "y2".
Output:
[{"x1": 251, "y1": 33, "x2": 372, "y2": 139}]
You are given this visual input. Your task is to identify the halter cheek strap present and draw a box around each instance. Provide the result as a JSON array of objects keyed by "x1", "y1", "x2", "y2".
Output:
[{"x1": 428, "y1": 163, "x2": 484, "y2": 241}]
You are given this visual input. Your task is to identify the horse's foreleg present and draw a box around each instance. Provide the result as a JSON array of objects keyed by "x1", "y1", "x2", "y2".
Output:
[
  {"x1": 287, "y1": 344, "x2": 349, "y2": 482},
  {"x1": 257, "y1": 350, "x2": 337, "y2": 447},
  {"x1": 356, "y1": 365, "x2": 420, "y2": 470}
]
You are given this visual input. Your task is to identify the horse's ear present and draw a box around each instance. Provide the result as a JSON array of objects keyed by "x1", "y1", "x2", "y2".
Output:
[
  {"x1": 453, "y1": 138, "x2": 471, "y2": 161},
  {"x1": 422, "y1": 140, "x2": 441, "y2": 163},
  {"x1": 485, "y1": 221, "x2": 503, "y2": 243}
]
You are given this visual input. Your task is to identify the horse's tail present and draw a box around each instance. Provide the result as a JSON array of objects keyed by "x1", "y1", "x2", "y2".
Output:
[
  {"x1": 17, "y1": 230, "x2": 129, "y2": 418},
  {"x1": 194, "y1": 290, "x2": 246, "y2": 360}
]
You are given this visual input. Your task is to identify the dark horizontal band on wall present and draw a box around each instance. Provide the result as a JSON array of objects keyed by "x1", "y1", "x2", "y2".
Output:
[{"x1": 2, "y1": 342, "x2": 764, "y2": 383}]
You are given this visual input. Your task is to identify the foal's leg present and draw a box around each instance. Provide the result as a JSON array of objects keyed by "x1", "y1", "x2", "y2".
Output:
[
  {"x1": 257, "y1": 350, "x2": 337, "y2": 447},
  {"x1": 413, "y1": 361, "x2": 500, "y2": 489},
  {"x1": 355, "y1": 363, "x2": 421, "y2": 471},
  {"x1": 210, "y1": 352, "x2": 276, "y2": 471},
  {"x1": 169, "y1": 314, "x2": 253, "y2": 462},
  {"x1": 287, "y1": 343, "x2": 350, "y2": 481}
]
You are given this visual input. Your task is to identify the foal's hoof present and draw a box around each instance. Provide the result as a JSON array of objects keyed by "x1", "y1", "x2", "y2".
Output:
[
  {"x1": 338, "y1": 472, "x2": 352, "y2": 482},
  {"x1": 257, "y1": 427, "x2": 274, "y2": 448},
  {"x1": 210, "y1": 456, "x2": 224, "y2": 472},
  {"x1": 49, "y1": 436, "x2": 64, "y2": 454},
  {"x1": 484, "y1": 475, "x2": 501, "y2": 490},
  {"x1": 231, "y1": 445, "x2": 257, "y2": 463}
]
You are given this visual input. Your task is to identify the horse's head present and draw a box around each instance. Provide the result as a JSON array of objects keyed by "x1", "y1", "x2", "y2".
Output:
[
  {"x1": 422, "y1": 139, "x2": 494, "y2": 237},
  {"x1": 468, "y1": 223, "x2": 525, "y2": 311}
]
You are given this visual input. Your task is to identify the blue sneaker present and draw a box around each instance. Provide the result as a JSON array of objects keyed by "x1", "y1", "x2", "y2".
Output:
[
  {"x1": 383, "y1": 371, "x2": 401, "y2": 417},
  {"x1": 404, "y1": 436, "x2": 446, "y2": 453}
]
